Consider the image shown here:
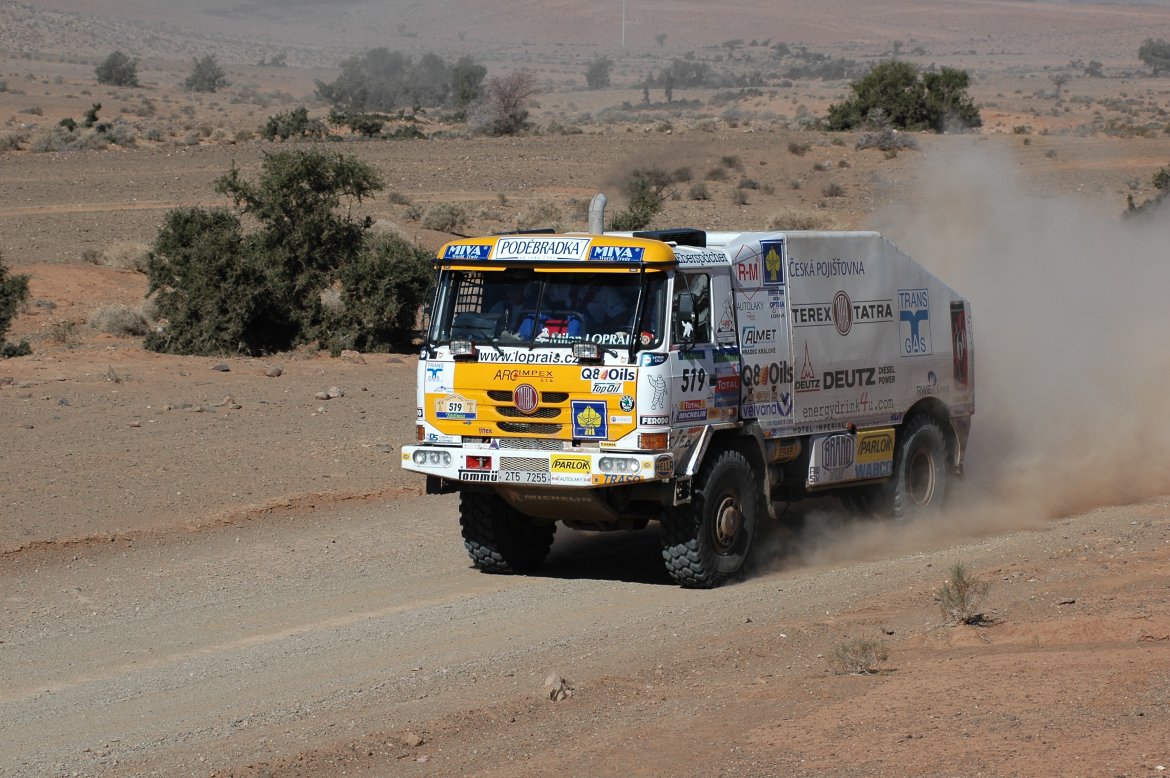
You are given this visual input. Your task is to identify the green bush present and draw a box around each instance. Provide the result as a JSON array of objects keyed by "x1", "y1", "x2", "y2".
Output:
[
  {"x1": 146, "y1": 149, "x2": 391, "y2": 355},
  {"x1": 316, "y1": 48, "x2": 485, "y2": 113},
  {"x1": 261, "y1": 107, "x2": 325, "y2": 141},
  {"x1": 96, "y1": 51, "x2": 139, "y2": 87},
  {"x1": 609, "y1": 166, "x2": 673, "y2": 231},
  {"x1": 826, "y1": 60, "x2": 981, "y2": 132},
  {"x1": 326, "y1": 231, "x2": 433, "y2": 352},
  {"x1": 0, "y1": 251, "x2": 31, "y2": 350},
  {"x1": 184, "y1": 55, "x2": 228, "y2": 93},
  {"x1": 585, "y1": 55, "x2": 613, "y2": 89}
]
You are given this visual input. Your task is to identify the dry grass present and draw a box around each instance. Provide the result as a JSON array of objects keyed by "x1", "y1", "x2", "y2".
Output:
[
  {"x1": 88, "y1": 304, "x2": 150, "y2": 337},
  {"x1": 830, "y1": 638, "x2": 889, "y2": 675},
  {"x1": 768, "y1": 210, "x2": 838, "y2": 231},
  {"x1": 938, "y1": 563, "x2": 991, "y2": 625}
]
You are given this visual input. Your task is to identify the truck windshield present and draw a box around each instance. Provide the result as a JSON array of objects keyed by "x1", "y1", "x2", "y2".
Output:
[{"x1": 429, "y1": 268, "x2": 666, "y2": 350}]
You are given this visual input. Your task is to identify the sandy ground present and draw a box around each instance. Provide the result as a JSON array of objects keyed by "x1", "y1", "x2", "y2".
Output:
[{"x1": 4, "y1": 0, "x2": 1170, "y2": 774}]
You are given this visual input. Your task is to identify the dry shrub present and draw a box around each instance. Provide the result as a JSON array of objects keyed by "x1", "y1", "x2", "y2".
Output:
[
  {"x1": 103, "y1": 242, "x2": 150, "y2": 272},
  {"x1": 47, "y1": 319, "x2": 82, "y2": 347},
  {"x1": 767, "y1": 210, "x2": 838, "y2": 231},
  {"x1": 938, "y1": 563, "x2": 991, "y2": 625},
  {"x1": 421, "y1": 203, "x2": 468, "y2": 233},
  {"x1": 830, "y1": 638, "x2": 889, "y2": 675},
  {"x1": 88, "y1": 304, "x2": 149, "y2": 337},
  {"x1": 515, "y1": 200, "x2": 562, "y2": 231}
]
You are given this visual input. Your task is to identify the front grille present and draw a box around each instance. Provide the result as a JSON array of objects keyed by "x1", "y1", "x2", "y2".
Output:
[
  {"x1": 497, "y1": 438, "x2": 564, "y2": 451},
  {"x1": 500, "y1": 456, "x2": 551, "y2": 472},
  {"x1": 497, "y1": 406, "x2": 560, "y2": 419},
  {"x1": 488, "y1": 390, "x2": 569, "y2": 403},
  {"x1": 487, "y1": 390, "x2": 512, "y2": 402},
  {"x1": 498, "y1": 422, "x2": 562, "y2": 435}
]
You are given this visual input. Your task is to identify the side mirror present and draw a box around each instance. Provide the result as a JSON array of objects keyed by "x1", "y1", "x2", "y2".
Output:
[{"x1": 675, "y1": 292, "x2": 696, "y2": 346}]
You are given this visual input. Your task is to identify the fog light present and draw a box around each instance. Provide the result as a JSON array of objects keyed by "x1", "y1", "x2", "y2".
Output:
[
  {"x1": 599, "y1": 456, "x2": 639, "y2": 474},
  {"x1": 412, "y1": 450, "x2": 427, "y2": 465}
]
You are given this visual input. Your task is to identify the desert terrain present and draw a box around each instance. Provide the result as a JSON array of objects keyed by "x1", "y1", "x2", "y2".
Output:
[{"x1": 3, "y1": 1, "x2": 1170, "y2": 775}]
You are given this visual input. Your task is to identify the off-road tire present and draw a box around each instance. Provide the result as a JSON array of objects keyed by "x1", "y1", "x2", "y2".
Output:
[
  {"x1": 889, "y1": 415, "x2": 949, "y2": 520},
  {"x1": 660, "y1": 449, "x2": 759, "y2": 588},
  {"x1": 459, "y1": 491, "x2": 556, "y2": 574}
]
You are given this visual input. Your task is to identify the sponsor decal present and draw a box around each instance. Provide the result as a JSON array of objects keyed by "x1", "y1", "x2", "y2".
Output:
[
  {"x1": 571, "y1": 400, "x2": 608, "y2": 440},
  {"x1": 435, "y1": 394, "x2": 476, "y2": 420},
  {"x1": 741, "y1": 326, "x2": 777, "y2": 348},
  {"x1": 800, "y1": 392, "x2": 896, "y2": 421},
  {"x1": 792, "y1": 298, "x2": 893, "y2": 330},
  {"x1": 795, "y1": 344, "x2": 821, "y2": 393},
  {"x1": 743, "y1": 395, "x2": 793, "y2": 418},
  {"x1": 822, "y1": 433, "x2": 856, "y2": 472},
  {"x1": 716, "y1": 375, "x2": 741, "y2": 394},
  {"x1": 675, "y1": 250, "x2": 730, "y2": 267},
  {"x1": 640, "y1": 414, "x2": 670, "y2": 426},
  {"x1": 424, "y1": 362, "x2": 452, "y2": 393},
  {"x1": 654, "y1": 455, "x2": 674, "y2": 478},
  {"x1": 640, "y1": 352, "x2": 669, "y2": 367},
  {"x1": 425, "y1": 432, "x2": 461, "y2": 444},
  {"x1": 619, "y1": 394, "x2": 635, "y2": 412},
  {"x1": 951, "y1": 301, "x2": 970, "y2": 387},
  {"x1": 592, "y1": 474, "x2": 642, "y2": 485},
  {"x1": 645, "y1": 373, "x2": 668, "y2": 409},
  {"x1": 675, "y1": 409, "x2": 708, "y2": 422},
  {"x1": 609, "y1": 414, "x2": 632, "y2": 424},
  {"x1": 856, "y1": 428, "x2": 895, "y2": 462},
  {"x1": 492, "y1": 368, "x2": 554, "y2": 382},
  {"x1": 589, "y1": 244, "x2": 645, "y2": 262},
  {"x1": 761, "y1": 240, "x2": 785, "y2": 286},
  {"x1": 678, "y1": 399, "x2": 705, "y2": 411},
  {"x1": 416, "y1": 407, "x2": 424, "y2": 418},
  {"x1": 442, "y1": 243, "x2": 491, "y2": 260},
  {"x1": 477, "y1": 349, "x2": 578, "y2": 364},
  {"x1": 493, "y1": 237, "x2": 590, "y2": 261},
  {"x1": 878, "y1": 365, "x2": 896, "y2": 385},
  {"x1": 916, "y1": 370, "x2": 940, "y2": 397},
  {"x1": 833, "y1": 291, "x2": 853, "y2": 336},
  {"x1": 741, "y1": 361, "x2": 793, "y2": 391},
  {"x1": 551, "y1": 455, "x2": 592, "y2": 474},
  {"x1": 717, "y1": 300, "x2": 736, "y2": 334},
  {"x1": 788, "y1": 258, "x2": 867, "y2": 278},
  {"x1": 591, "y1": 381, "x2": 623, "y2": 394},
  {"x1": 459, "y1": 470, "x2": 498, "y2": 482},
  {"x1": 735, "y1": 256, "x2": 760, "y2": 285},
  {"x1": 822, "y1": 367, "x2": 876, "y2": 389},
  {"x1": 581, "y1": 366, "x2": 637, "y2": 382},
  {"x1": 514, "y1": 383, "x2": 539, "y2": 414},
  {"x1": 898, "y1": 288, "x2": 932, "y2": 357},
  {"x1": 737, "y1": 298, "x2": 765, "y2": 313}
]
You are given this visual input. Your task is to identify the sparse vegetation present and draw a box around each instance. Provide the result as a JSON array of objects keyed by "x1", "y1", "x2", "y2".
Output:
[
  {"x1": 788, "y1": 141, "x2": 811, "y2": 156},
  {"x1": 470, "y1": 69, "x2": 536, "y2": 136},
  {"x1": 421, "y1": 203, "x2": 469, "y2": 233},
  {"x1": 938, "y1": 563, "x2": 991, "y2": 625},
  {"x1": 95, "y1": 51, "x2": 139, "y2": 87},
  {"x1": 88, "y1": 304, "x2": 150, "y2": 337},
  {"x1": 822, "y1": 182, "x2": 845, "y2": 197},
  {"x1": 1125, "y1": 162, "x2": 1170, "y2": 218},
  {"x1": 515, "y1": 200, "x2": 563, "y2": 231},
  {"x1": 261, "y1": 107, "x2": 326, "y2": 141},
  {"x1": 826, "y1": 60, "x2": 981, "y2": 132},
  {"x1": 609, "y1": 166, "x2": 673, "y2": 231},
  {"x1": 316, "y1": 48, "x2": 485, "y2": 113},
  {"x1": 0, "y1": 252, "x2": 31, "y2": 353},
  {"x1": 830, "y1": 638, "x2": 889, "y2": 675},
  {"x1": 585, "y1": 55, "x2": 613, "y2": 90},
  {"x1": 1138, "y1": 38, "x2": 1170, "y2": 76},
  {"x1": 185, "y1": 55, "x2": 228, "y2": 93},
  {"x1": 688, "y1": 182, "x2": 711, "y2": 200},
  {"x1": 768, "y1": 210, "x2": 837, "y2": 230}
]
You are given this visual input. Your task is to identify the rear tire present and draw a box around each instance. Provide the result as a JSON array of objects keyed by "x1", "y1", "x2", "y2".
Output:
[
  {"x1": 889, "y1": 416, "x2": 949, "y2": 520},
  {"x1": 459, "y1": 491, "x2": 556, "y2": 574},
  {"x1": 661, "y1": 449, "x2": 758, "y2": 588}
]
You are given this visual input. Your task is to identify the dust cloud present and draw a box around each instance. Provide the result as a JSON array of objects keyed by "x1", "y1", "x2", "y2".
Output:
[{"x1": 768, "y1": 142, "x2": 1170, "y2": 571}]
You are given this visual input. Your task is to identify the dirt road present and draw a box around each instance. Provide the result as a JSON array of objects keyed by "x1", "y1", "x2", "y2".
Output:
[{"x1": 4, "y1": 488, "x2": 1168, "y2": 777}]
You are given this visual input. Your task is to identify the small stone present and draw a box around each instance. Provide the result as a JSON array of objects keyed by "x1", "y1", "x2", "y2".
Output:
[
  {"x1": 129, "y1": 421, "x2": 141, "y2": 428},
  {"x1": 1057, "y1": 597, "x2": 1076, "y2": 605},
  {"x1": 543, "y1": 673, "x2": 573, "y2": 702},
  {"x1": 327, "y1": 386, "x2": 344, "y2": 399},
  {"x1": 402, "y1": 732, "x2": 424, "y2": 748},
  {"x1": 58, "y1": 398, "x2": 70, "y2": 407},
  {"x1": 265, "y1": 365, "x2": 283, "y2": 378},
  {"x1": 376, "y1": 443, "x2": 393, "y2": 453},
  {"x1": 314, "y1": 391, "x2": 330, "y2": 401},
  {"x1": 211, "y1": 363, "x2": 230, "y2": 372},
  {"x1": 229, "y1": 403, "x2": 242, "y2": 410}
]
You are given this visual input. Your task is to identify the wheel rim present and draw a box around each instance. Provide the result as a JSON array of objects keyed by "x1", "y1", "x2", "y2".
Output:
[
  {"x1": 712, "y1": 493, "x2": 742, "y2": 554},
  {"x1": 906, "y1": 447, "x2": 937, "y2": 508}
]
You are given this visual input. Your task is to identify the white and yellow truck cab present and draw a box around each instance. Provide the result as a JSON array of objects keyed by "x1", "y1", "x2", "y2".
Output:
[{"x1": 403, "y1": 209, "x2": 973, "y2": 587}]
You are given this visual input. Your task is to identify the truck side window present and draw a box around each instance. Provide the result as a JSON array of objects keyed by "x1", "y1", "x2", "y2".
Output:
[{"x1": 674, "y1": 273, "x2": 712, "y2": 345}]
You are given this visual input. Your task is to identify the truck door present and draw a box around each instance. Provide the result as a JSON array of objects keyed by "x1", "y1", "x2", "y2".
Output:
[{"x1": 670, "y1": 272, "x2": 718, "y2": 430}]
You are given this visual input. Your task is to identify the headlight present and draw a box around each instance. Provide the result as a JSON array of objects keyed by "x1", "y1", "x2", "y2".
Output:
[{"x1": 412, "y1": 450, "x2": 451, "y2": 467}]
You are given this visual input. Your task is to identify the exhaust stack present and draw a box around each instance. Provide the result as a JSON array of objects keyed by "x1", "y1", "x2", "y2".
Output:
[{"x1": 587, "y1": 193, "x2": 607, "y2": 234}]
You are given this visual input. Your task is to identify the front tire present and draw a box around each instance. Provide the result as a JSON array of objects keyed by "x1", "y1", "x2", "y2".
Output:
[
  {"x1": 459, "y1": 491, "x2": 556, "y2": 574},
  {"x1": 661, "y1": 449, "x2": 759, "y2": 588}
]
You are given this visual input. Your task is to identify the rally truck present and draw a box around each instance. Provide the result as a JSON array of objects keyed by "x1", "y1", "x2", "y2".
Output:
[{"x1": 402, "y1": 205, "x2": 974, "y2": 587}]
